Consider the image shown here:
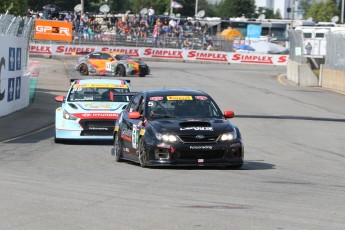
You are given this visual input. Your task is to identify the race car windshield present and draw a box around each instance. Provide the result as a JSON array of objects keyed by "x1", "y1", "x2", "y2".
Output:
[
  {"x1": 67, "y1": 87, "x2": 130, "y2": 102},
  {"x1": 114, "y1": 54, "x2": 130, "y2": 60},
  {"x1": 147, "y1": 96, "x2": 223, "y2": 120}
]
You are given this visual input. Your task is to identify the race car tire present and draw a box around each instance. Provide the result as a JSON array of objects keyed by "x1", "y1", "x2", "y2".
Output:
[
  {"x1": 54, "y1": 134, "x2": 62, "y2": 144},
  {"x1": 139, "y1": 73, "x2": 146, "y2": 77},
  {"x1": 79, "y1": 64, "x2": 89, "y2": 75},
  {"x1": 114, "y1": 133, "x2": 123, "y2": 162},
  {"x1": 138, "y1": 138, "x2": 147, "y2": 168},
  {"x1": 226, "y1": 164, "x2": 243, "y2": 169},
  {"x1": 116, "y1": 65, "x2": 126, "y2": 77}
]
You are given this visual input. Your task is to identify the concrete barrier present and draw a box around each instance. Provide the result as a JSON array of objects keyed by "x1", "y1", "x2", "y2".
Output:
[
  {"x1": 321, "y1": 67, "x2": 345, "y2": 93},
  {"x1": 287, "y1": 59, "x2": 319, "y2": 86}
]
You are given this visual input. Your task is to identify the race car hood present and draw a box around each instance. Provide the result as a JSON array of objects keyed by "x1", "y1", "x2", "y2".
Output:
[
  {"x1": 148, "y1": 119, "x2": 233, "y2": 135},
  {"x1": 65, "y1": 101, "x2": 127, "y2": 119}
]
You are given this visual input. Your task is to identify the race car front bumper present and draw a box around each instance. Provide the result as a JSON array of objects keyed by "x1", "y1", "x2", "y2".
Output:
[{"x1": 144, "y1": 140, "x2": 244, "y2": 167}]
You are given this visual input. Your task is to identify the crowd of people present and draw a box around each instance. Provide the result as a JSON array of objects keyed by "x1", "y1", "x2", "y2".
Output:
[{"x1": 30, "y1": 7, "x2": 214, "y2": 50}]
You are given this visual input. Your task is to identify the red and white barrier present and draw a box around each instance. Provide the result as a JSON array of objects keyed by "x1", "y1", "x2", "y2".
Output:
[{"x1": 29, "y1": 43, "x2": 289, "y2": 66}]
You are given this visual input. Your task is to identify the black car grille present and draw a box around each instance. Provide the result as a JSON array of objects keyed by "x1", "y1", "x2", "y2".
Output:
[
  {"x1": 79, "y1": 120, "x2": 115, "y2": 136},
  {"x1": 178, "y1": 135, "x2": 219, "y2": 143},
  {"x1": 139, "y1": 65, "x2": 148, "y2": 75},
  {"x1": 176, "y1": 150, "x2": 225, "y2": 160}
]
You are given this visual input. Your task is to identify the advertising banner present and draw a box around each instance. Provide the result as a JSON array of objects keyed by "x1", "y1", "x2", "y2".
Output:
[
  {"x1": 34, "y1": 20, "x2": 73, "y2": 42},
  {"x1": 28, "y1": 43, "x2": 289, "y2": 66},
  {"x1": 247, "y1": 25, "x2": 262, "y2": 39},
  {"x1": 0, "y1": 36, "x2": 29, "y2": 117},
  {"x1": 229, "y1": 53, "x2": 288, "y2": 65}
]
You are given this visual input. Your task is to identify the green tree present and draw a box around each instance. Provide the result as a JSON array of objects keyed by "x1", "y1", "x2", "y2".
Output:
[
  {"x1": 216, "y1": 0, "x2": 256, "y2": 18},
  {"x1": 305, "y1": 0, "x2": 338, "y2": 22},
  {"x1": 298, "y1": 0, "x2": 311, "y2": 15},
  {"x1": 274, "y1": 8, "x2": 282, "y2": 19},
  {"x1": 0, "y1": 0, "x2": 28, "y2": 16}
]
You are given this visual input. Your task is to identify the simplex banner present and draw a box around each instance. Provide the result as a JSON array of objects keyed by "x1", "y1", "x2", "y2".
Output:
[{"x1": 29, "y1": 43, "x2": 289, "y2": 66}]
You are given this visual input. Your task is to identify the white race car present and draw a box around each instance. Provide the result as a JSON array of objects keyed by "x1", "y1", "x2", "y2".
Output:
[{"x1": 54, "y1": 78, "x2": 134, "y2": 143}]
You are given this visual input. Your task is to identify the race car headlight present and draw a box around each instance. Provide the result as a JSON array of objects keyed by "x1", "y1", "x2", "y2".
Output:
[
  {"x1": 127, "y1": 63, "x2": 135, "y2": 68},
  {"x1": 63, "y1": 110, "x2": 78, "y2": 120},
  {"x1": 155, "y1": 133, "x2": 178, "y2": 142},
  {"x1": 220, "y1": 131, "x2": 237, "y2": 141}
]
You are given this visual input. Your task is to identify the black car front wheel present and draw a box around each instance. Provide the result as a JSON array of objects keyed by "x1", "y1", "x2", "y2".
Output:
[
  {"x1": 79, "y1": 63, "x2": 89, "y2": 75},
  {"x1": 116, "y1": 65, "x2": 126, "y2": 76},
  {"x1": 114, "y1": 133, "x2": 123, "y2": 162},
  {"x1": 138, "y1": 139, "x2": 147, "y2": 168}
]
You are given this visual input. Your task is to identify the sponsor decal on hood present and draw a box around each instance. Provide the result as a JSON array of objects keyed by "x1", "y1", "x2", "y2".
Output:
[
  {"x1": 73, "y1": 102, "x2": 125, "y2": 111},
  {"x1": 73, "y1": 113, "x2": 119, "y2": 119}
]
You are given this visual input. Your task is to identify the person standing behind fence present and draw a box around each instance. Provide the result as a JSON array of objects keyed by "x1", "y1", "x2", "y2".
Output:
[
  {"x1": 305, "y1": 42, "x2": 312, "y2": 55},
  {"x1": 152, "y1": 23, "x2": 159, "y2": 47},
  {"x1": 139, "y1": 16, "x2": 148, "y2": 38},
  {"x1": 148, "y1": 6, "x2": 155, "y2": 26},
  {"x1": 83, "y1": 26, "x2": 89, "y2": 41}
]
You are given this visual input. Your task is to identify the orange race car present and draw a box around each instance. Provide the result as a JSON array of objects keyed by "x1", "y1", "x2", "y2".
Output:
[{"x1": 75, "y1": 52, "x2": 150, "y2": 77}]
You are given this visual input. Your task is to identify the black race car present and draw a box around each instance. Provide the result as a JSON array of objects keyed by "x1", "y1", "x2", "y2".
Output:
[{"x1": 113, "y1": 89, "x2": 244, "y2": 168}]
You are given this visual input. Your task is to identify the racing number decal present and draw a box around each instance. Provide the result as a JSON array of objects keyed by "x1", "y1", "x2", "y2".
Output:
[
  {"x1": 132, "y1": 124, "x2": 139, "y2": 149},
  {"x1": 106, "y1": 62, "x2": 113, "y2": 72}
]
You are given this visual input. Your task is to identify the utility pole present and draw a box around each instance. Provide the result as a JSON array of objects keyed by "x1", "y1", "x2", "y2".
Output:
[
  {"x1": 341, "y1": 0, "x2": 344, "y2": 24},
  {"x1": 81, "y1": 0, "x2": 84, "y2": 16},
  {"x1": 195, "y1": 0, "x2": 198, "y2": 16},
  {"x1": 170, "y1": 0, "x2": 173, "y2": 15},
  {"x1": 290, "y1": 0, "x2": 295, "y2": 29}
]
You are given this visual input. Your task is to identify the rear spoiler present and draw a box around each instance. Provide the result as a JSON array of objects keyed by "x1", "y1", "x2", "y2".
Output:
[{"x1": 69, "y1": 79, "x2": 131, "y2": 85}]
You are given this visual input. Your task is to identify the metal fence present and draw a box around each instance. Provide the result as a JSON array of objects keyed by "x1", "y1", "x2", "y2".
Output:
[
  {"x1": 288, "y1": 29, "x2": 304, "y2": 64},
  {"x1": 0, "y1": 13, "x2": 34, "y2": 73},
  {"x1": 31, "y1": 30, "x2": 235, "y2": 52},
  {"x1": 325, "y1": 33, "x2": 345, "y2": 71}
]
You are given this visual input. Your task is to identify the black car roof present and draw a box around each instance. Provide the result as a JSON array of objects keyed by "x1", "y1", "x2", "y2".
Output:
[{"x1": 143, "y1": 89, "x2": 209, "y2": 97}]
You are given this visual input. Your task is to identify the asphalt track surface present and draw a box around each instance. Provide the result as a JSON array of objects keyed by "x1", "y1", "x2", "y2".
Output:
[{"x1": 1, "y1": 58, "x2": 345, "y2": 230}]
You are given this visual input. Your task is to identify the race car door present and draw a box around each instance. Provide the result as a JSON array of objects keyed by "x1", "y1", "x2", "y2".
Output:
[{"x1": 121, "y1": 93, "x2": 144, "y2": 158}]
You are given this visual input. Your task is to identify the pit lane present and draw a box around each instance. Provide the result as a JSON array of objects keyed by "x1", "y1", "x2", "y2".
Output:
[{"x1": 0, "y1": 59, "x2": 345, "y2": 229}]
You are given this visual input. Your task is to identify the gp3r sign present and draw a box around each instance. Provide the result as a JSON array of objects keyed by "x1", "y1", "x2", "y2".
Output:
[{"x1": 34, "y1": 19, "x2": 72, "y2": 42}]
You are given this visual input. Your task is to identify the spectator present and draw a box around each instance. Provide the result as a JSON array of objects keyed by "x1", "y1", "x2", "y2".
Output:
[
  {"x1": 169, "y1": 18, "x2": 177, "y2": 28},
  {"x1": 83, "y1": 26, "x2": 89, "y2": 40},
  {"x1": 88, "y1": 26, "x2": 95, "y2": 41},
  {"x1": 139, "y1": 16, "x2": 148, "y2": 38},
  {"x1": 65, "y1": 12, "x2": 72, "y2": 21},
  {"x1": 94, "y1": 24, "x2": 101, "y2": 40},
  {"x1": 206, "y1": 41, "x2": 213, "y2": 50},
  {"x1": 152, "y1": 24, "x2": 159, "y2": 47},
  {"x1": 173, "y1": 24, "x2": 182, "y2": 38},
  {"x1": 182, "y1": 38, "x2": 191, "y2": 49},
  {"x1": 184, "y1": 18, "x2": 193, "y2": 31},
  {"x1": 194, "y1": 19, "x2": 202, "y2": 31},
  {"x1": 148, "y1": 6, "x2": 155, "y2": 26},
  {"x1": 305, "y1": 42, "x2": 312, "y2": 55}
]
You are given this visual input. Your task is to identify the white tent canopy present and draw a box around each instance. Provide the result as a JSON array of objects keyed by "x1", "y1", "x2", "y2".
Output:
[{"x1": 250, "y1": 41, "x2": 288, "y2": 54}]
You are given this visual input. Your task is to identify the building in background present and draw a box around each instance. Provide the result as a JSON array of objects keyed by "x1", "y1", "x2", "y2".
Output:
[{"x1": 255, "y1": 0, "x2": 291, "y2": 19}]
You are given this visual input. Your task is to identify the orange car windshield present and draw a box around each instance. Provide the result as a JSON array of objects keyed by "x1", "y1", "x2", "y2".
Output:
[{"x1": 115, "y1": 54, "x2": 130, "y2": 60}]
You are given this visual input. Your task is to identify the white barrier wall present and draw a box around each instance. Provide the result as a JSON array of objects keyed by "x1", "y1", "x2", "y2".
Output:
[
  {"x1": 29, "y1": 43, "x2": 289, "y2": 66},
  {"x1": 0, "y1": 36, "x2": 29, "y2": 117}
]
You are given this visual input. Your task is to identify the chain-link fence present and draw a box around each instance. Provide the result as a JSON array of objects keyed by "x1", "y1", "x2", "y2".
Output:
[
  {"x1": 325, "y1": 33, "x2": 345, "y2": 71},
  {"x1": 0, "y1": 13, "x2": 34, "y2": 73},
  {"x1": 288, "y1": 29, "x2": 304, "y2": 64}
]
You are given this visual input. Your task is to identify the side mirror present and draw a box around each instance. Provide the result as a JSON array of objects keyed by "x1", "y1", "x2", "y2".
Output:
[
  {"x1": 224, "y1": 110, "x2": 234, "y2": 118},
  {"x1": 108, "y1": 58, "x2": 114, "y2": 61},
  {"x1": 128, "y1": 111, "x2": 141, "y2": 119},
  {"x1": 55, "y1": 95, "x2": 65, "y2": 103}
]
